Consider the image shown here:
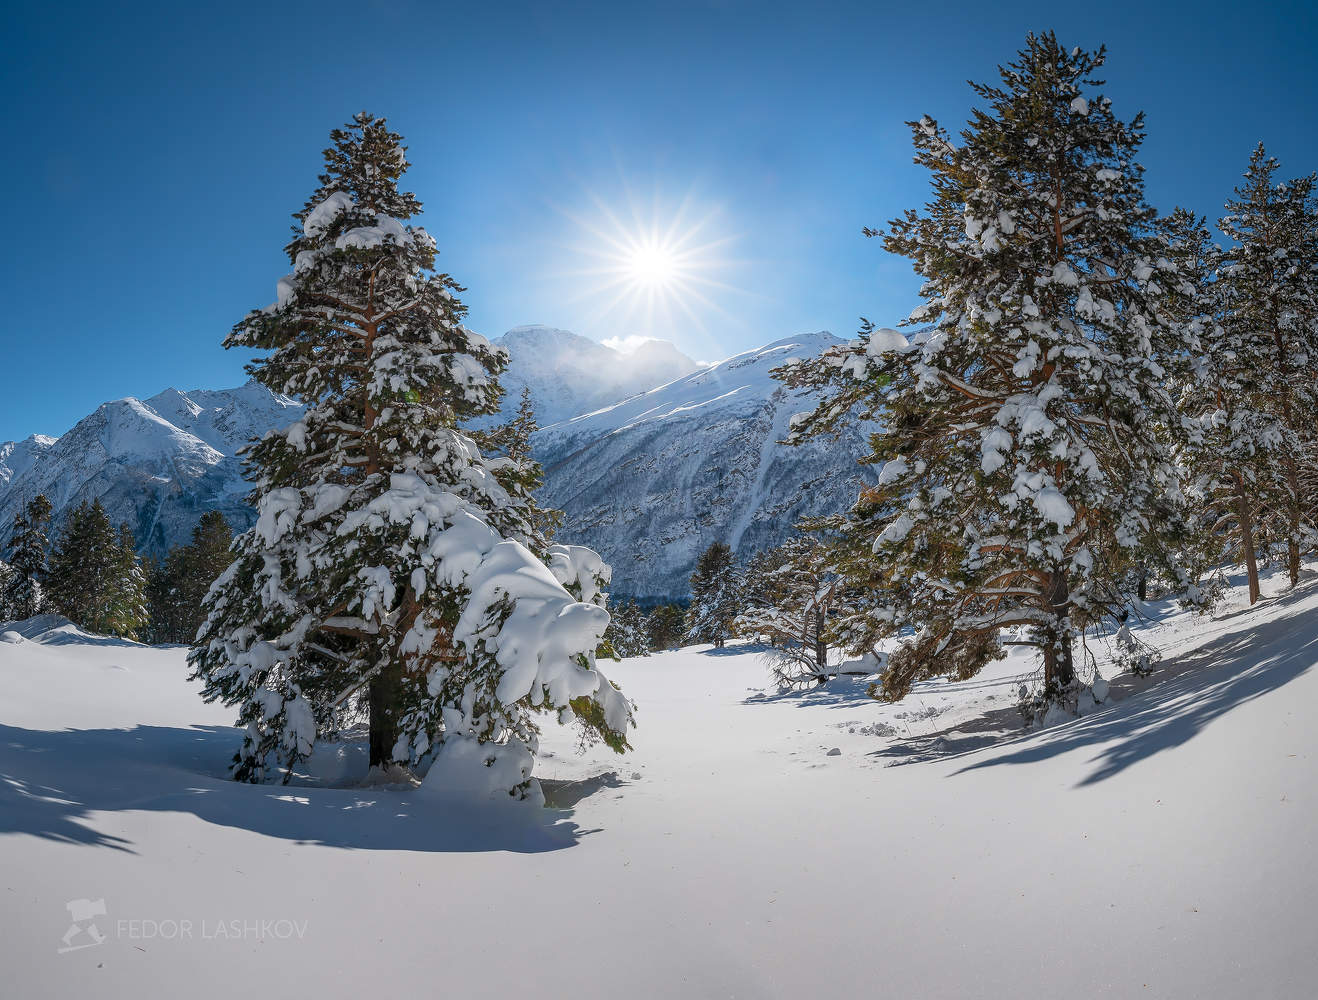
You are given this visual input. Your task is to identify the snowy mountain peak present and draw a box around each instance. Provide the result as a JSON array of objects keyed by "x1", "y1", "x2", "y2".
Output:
[
  {"x1": 0, "y1": 434, "x2": 57, "y2": 490},
  {"x1": 90, "y1": 397, "x2": 224, "y2": 465},
  {"x1": 145, "y1": 381, "x2": 304, "y2": 454},
  {"x1": 479, "y1": 325, "x2": 701, "y2": 429},
  {"x1": 0, "y1": 382, "x2": 304, "y2": 555},
  {"x1": 542, "y1": 331, "x2": 843, "y2": 440}
]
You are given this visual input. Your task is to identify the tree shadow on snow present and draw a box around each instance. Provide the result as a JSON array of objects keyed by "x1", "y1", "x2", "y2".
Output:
[
  {"x1": 0, "y1": 722, "x2": 592, "y2": 855},
  {"x1": 742, "y1": 674, "x2": 880, "y2": 711},
  {"x1": 540, "y1": 771, "x2": 630, "y2": 809},
  {"x1": 948, "y1": 586, "x2": 1318, "y2": 786},
  {"x1": 690, "y1": 642, "x2": 771, "y2": 657},
  {"x1": 869, "y1": 703, "x2": 1030, "y2": 766}
]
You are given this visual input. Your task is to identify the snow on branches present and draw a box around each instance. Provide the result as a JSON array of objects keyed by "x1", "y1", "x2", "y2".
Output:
[
  {"x1": 777, "y1": 33, "x2": 1203, "y2": 711},
  {"x1": 190, "y1": 113, "x2": 632, "y2": 795}
]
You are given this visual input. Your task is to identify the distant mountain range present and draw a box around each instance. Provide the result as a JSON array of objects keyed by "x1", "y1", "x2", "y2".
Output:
[
  {"x1": 0, "y1": 382, "x2": 304, "y2": 560},
  {"x1": 0, "y1": 326, "x2": 873, "y2": 597}
]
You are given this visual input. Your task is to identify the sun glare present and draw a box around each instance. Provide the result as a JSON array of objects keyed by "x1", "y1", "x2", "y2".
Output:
[
  {"x1": 628, "y1": 244, "x2": 678, "y2": 286},
  {"x1": 555, "y1": 187, "x2": 743, "y2": 342}
]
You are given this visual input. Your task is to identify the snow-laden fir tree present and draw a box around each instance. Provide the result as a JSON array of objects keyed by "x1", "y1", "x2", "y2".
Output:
[
  {"x1": 1216, "y1": 145, "x2": 1318, "y2": 587},
  {"x1": 779, "y1": 34, "x2": 1199, "y2": 711},
  {"x1": 46, "y1": 501, "x2": 146, "y2": 638},
  {"x1": 2, "y1": 494, "x2": 53, "y2": 620},
  {"x1": 684, "y1": 541, "x2": 743, "y2": 648},
  {"x1": 108, "y1": 523, "x2": 149, "y2": 640},
  {"x1": 1162, "y1": 208, "x2": 1271, "y2": 605},
  {"x1": 471, "y1": 386, "x2": 561, "y2": 555},
  {"x1": 734, "y1": 535, "x2": 858, "y2": 688},
  {"x1": 603, "y1": 598, "x2": 650, "y2": 658},
  {"x1": 190, "y1": 113, "x2": 632, "y2": 791}
]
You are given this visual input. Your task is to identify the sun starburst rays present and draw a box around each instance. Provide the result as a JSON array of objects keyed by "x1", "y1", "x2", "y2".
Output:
[{"x1": 552, "y1": 186, "x2": 745, "y2": 345}]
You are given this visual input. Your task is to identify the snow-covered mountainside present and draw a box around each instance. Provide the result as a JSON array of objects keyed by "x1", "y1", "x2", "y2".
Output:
[
  {"x1": 480, "y1": 325, "x2": 700, "y2": 428},
  {"x1": 0, "y1": 384, "x2": 303, "y2": 556},
  {"x1": 0, "y1": 330, "x2": 862, "y2": 587},
  {"x1": 535, "y1": 332, "x2": 874, "y2": 598},
  {"x1": 0, "y1": 434, "x2": 57, "y2": 489}
]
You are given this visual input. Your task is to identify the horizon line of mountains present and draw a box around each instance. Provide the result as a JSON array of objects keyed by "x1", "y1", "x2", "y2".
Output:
[{"x1": 0, "y1": 325, "x2": 874, "y2": 599}]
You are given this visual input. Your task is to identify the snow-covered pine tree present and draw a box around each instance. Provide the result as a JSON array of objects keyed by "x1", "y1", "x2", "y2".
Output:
[
  {"x1": 734, "y1": 535, "x2": 855, "y2": 688},
  {"x1": 190, "y1": 113, "x2": 631, "y2": 789},
  {"x1": 471, "y1": 387, "x2": 562, "y2": 555},
  {"x1": 0, "y1": 560, "x2": 13, "y2": 620},
  {"x1": 1162, "y1": 208, "x2": 1271, "y2": 605},
  {"x1": 107, "y1": 523, "x2": 149, "y2": 640},
  {"x1": 684, "y1": 541, "x2": 743, "y2": 648},
  {"x1": 778, "y1": 34, "x2": 1198, "y2": 710},
  {"x1": 1, "y1": 494, "x2": 53, "y2": 620},
  {"x1": 46, "y1": 500, "x2": 144, "y2": 638},
  {"x1": 1216, "y1": 145, "x2": 1318, "y2": 587},
  {"x1": 604, "y1": 598, "x2": 650, "y2": 658}
]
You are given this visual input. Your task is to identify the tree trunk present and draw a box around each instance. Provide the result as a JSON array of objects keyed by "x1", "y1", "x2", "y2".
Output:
[
  {"x1": 1234, "y1": 476, "x2": 1261, "y2": 605},
  {"x1": 1285, "y1": 459, "x2": 1302, "y2": 588},
  {"x1": 1136, "y1": 566, "x2": 1148, "y2": 603},
  {"x1": 368, "y1": 660, "x2": 403, "y2": 768},
  {"x1": 1042, "y1": 571, "x2": 1074, "y2": 693},
  {"x1": 814, "y1": 607, "x2": 827, "y2": 670},
  {"x1": 1273, "y1": 318, "x2": 1302, "y2": 589}
]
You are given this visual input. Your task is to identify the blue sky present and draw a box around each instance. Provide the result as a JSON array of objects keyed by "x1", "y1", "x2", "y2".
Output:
[{"x1": 3, "y1": 0, "x2": 1316, "y2": 442}]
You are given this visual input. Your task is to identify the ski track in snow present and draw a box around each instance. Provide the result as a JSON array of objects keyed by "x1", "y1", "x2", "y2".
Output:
[{"x1": 2, "y1": 562, "x2": 1316, "y2": 998}]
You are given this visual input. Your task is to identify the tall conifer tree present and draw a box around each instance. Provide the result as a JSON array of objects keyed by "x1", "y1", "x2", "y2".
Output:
[
  {"x1": 780, "y1": 34, "x2": 1198, "y2": 709},
  {"x1": 2, "y1": 494, "x2": 53, "y2": 620},
  {"x1": 684, "y1": 542, "x2": 743, "y2": 648},
  {"x1": 1163, "y1": 209, "x2": 1270, "y2": 604},
  {"x1": 1216, "y1": 145, "x2": 1318, "y2": 586},
  {"x1": 46, "y1": 501, "x2": 145, "y2": 638},
  {"x1": 472, "y1": 386, "x2": 562, "y2": 555},
  {"x1": 190, "y1": 113, "x2": 630, "y2": 788}
]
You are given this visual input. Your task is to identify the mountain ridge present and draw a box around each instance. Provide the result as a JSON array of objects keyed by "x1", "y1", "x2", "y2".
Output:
[{"x1": 0, "y1": 328, "x2": 871, "y2": 596}]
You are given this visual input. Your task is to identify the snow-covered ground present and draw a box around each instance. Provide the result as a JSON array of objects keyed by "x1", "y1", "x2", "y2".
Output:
[{"x1": 2, "y1": 566, "x2": 1316, "y2": 998}]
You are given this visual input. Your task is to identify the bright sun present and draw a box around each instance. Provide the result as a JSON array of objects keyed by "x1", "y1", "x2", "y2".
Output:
[
  {"x1": 627, "y1": 244, "x2": 678, "y2": 286},
  {"x1": 556, "y1": 188, "x2": 741, "y2": 340}
]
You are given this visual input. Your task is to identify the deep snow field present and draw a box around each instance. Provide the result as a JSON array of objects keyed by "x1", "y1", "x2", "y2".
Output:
[{"x1": 2, "y1": 564, "x2": 1316, "y2": 999}]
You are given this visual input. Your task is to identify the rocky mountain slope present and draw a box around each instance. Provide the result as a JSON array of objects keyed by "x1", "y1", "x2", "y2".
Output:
[
  {"x1": 0, "y1": 385, "x2": 304, "y2": 557},
  {"x1": 535, "y1": 332, "x2": 874, "y2": 598},
  {"x1": 0, "y1": 329, "x2": 871, "y2": 594}
]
